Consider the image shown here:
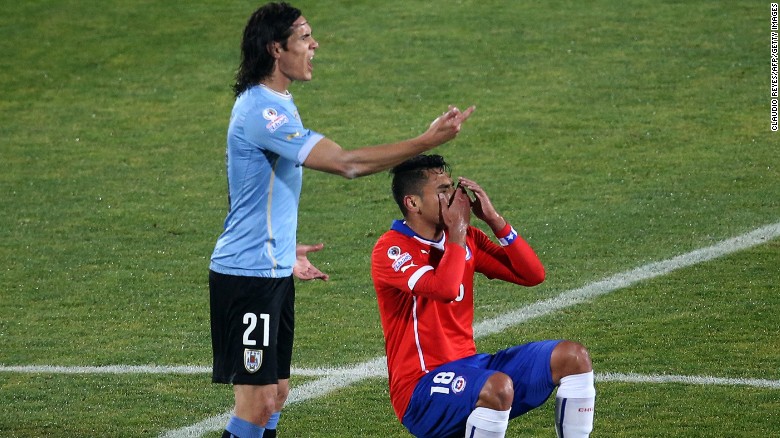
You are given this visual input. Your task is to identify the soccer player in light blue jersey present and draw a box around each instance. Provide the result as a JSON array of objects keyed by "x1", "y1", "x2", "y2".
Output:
[{"x1": 209, "y1": 3, "x2": 475, "y2": 437}]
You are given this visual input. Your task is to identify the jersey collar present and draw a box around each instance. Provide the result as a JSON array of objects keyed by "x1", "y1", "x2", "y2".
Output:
[
  {"x1": 390, "y1": 220, "x2": 446, "y2": 251},
  {"x1": 255, "y1": 83, "x2": 293, "y2": 100}
]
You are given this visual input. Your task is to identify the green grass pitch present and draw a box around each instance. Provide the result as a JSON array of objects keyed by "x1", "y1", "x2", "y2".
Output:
[{"x1": 1, "y1": 1, "x2": 778, "y2": 436}]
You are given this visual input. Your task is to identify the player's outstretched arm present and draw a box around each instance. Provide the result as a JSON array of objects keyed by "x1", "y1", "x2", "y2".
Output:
[{"x1": 303, "y1": 105, "x2": 475, "y2": 179}]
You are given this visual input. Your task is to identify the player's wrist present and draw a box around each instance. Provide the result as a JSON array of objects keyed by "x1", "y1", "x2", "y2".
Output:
[
  {"x1": 413, "y1": 132, "x2": 440, "y2": 150},
  {"x1": 445, "y1": 237, "x2": 467, "y2": 251},
  {"x1": 486, "y1": 215, "x2": 507, "y2": 234},
  {"x1": 446, "y1": 227, "x2": 467, "y2": 247},
  {"x1": 496, "y1": 223, "x2": 519, "y2": 247}
]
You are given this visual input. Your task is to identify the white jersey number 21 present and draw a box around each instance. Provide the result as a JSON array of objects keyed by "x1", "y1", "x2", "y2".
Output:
[{"x1": 243, "y1": 313, "x2": 270, "y2": 347}]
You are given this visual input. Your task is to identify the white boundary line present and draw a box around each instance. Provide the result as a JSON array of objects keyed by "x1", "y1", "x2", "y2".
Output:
[
  {"x1": 0, "y1": 365, "x2": 212, "y2": 375},
  {"x1": 0, "y1": 364, "x2": 331, "y2": 377},
  {"x1": 598, "y1": 372, "x2": 780, "y2": 389},
  {"x1": 473, "y1": 221, "x2": 780, "y2": 337},
  {"x1": 1, "y1": 222, "x2": 778, "y2": 437},
  {"x1": 4, "y1": 365, "x2": 779, "y2": 391}
]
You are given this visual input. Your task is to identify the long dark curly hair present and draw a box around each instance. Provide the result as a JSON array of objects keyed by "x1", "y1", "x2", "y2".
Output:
[{"x1": 233, "y1": 2, "x2": 301, "y2": 97}]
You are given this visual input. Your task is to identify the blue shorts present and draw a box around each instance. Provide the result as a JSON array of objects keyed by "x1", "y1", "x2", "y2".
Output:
[{"x1": 401, "y1": 340, "x2": 561, "y2": 438}]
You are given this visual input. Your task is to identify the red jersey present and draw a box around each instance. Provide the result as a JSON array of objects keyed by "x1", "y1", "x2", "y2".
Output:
[{"x1": 371, "y1": 220, "x2": 545, "y2": 420}]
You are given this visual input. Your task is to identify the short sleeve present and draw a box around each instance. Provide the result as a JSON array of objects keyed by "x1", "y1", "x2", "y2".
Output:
[{"x1": 243, "y1": 104, "x2": 324, "y2": 165}]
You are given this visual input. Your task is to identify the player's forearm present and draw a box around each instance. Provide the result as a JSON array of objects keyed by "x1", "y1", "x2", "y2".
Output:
[
  {"x1": 305, "y1": 136, "x2": 434, "y2": 179},
  {"x1": 484, "y1": 214, "x2": 507, "y2": 234},
  {"x1": 412, "y1": 243, "x2": 466, "y2": 301},
  {"x1": 343, "y1": 135, "x2": 439, "y2": 178},
  {"x1": 496, "y1": 224, "x2": 545, "y2": 285}
]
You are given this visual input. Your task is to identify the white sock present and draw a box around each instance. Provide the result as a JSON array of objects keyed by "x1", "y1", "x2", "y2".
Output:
[
  {"x1": 555, "y1": 371, "x2": 596, "y2": 438},
  {"x1": 465, "y1": 407, "x2": 510, "y2": 438}
]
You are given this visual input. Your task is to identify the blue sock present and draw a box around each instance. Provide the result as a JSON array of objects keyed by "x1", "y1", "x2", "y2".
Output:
[
  {"x1": 262, "y1": 411, "x2": 280, "y2": 437},
  {"x1": 265, "y1": 411, "x2": 280, "y2": 429},
  {"x1": 225, "y1": 415, "x2": 264, "y2": 438}
]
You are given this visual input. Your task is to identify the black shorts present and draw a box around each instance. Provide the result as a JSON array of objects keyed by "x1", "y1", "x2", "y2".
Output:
[{"x1": 209, "y1": 270, "x2": 295, "y2": 385}]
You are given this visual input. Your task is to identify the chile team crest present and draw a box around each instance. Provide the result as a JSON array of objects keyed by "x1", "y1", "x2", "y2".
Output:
[
  {"x1": 244, "y1": 348, "x2": 263, "y2": 373},
  {"x1": 452, "y1": 375, "x2": 467, "y2": 394}
]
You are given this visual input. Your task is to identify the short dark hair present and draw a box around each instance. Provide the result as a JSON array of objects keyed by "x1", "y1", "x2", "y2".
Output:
[
  {"x1": 233, "y1": 2, "x2": 302, "y2": 97},
  {"x1": 390, "y1": 154, "x2": 451, "y2": 215}
]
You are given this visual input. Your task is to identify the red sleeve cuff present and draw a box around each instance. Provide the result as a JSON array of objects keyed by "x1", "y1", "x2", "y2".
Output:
[{"x1": 495, "y1": 223, "x2": 512, "y2": 239}]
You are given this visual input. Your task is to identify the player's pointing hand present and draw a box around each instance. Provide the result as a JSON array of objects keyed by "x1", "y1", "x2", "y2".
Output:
[{"x1": 423, "y1": 105, "x2": 476, "y2": 146}]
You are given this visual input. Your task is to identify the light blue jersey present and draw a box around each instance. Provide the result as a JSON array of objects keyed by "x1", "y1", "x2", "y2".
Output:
[{"x1": 210, "y1": 85, "x2": 324, "y2": 277}]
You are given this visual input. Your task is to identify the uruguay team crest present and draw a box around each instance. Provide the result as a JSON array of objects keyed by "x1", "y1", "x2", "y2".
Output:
[{"x1": 244, "y1": 348, "x2": 263, "y2": 373}]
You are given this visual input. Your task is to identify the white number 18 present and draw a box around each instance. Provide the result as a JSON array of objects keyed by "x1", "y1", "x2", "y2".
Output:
[{"x1": 430, "y1": 371, "x2": 455, "y2": 395}]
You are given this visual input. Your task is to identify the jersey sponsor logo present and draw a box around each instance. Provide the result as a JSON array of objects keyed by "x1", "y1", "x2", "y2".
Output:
[
  {"x1": 262, "y1": 107, "x2": 289, "y2": 133},
  {"x1": 451, "y1": 375, "x2": 467, "y2": 394},
  {"x1": 266, "y1": 114, "x2": 289, "y2": 133},
  {"x1": 392, "y1": 252, "x2": 412, "y2": 272},
  {"x1": 286, "y1": 131, "x2": 302, "y2": 140},
  {"x1": 244, "y1": 348, "x2": 263, "y2": 373},
  {"x1": 387, "y1": 246, "x2": 402, "y2": 259}
]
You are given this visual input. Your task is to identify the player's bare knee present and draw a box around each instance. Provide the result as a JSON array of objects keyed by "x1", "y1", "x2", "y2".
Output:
[
  {"x1": 477, "y1": 372, "x2": 514, "y2": 411},
  {"x1": 234, "y1": 385, "x2": 278, "y2": 425},
  {"x1": 249, "y1": 398, "x2": 277, "y2": 425},
  {"x1": 551, "y1": 340, "x2": 592, "y2": 381}
]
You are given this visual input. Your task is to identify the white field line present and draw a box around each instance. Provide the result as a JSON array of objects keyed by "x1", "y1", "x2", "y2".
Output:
[
  {"x1": 598, "y1": 372, "x2": 780, "y2": 389},
  {"x1": 161, "y1": 372, "x2": 780, "y2": 438},
  {"x1": 473, "y1": 221, "x2": 780, "y2": 337},
  {"x1": 160, "y1": 357, "x2": 390, "y2": 438},
  {"x1": 5, "y1": 365, "x2": 780, "y2": 391},
  {"x1": 0, "y1": 365, "x2": 212, "y2": 374},
  {"x1": 0, "y1": 222, "x2": 777, "y2": 437},
  {"x1": 0, "y1": 364, "x2": 332, "y2": 377}
]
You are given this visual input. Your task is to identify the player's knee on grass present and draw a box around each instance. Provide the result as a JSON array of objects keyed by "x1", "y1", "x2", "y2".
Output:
[
  {"x1": 476, "y1": 371, "x2": 514, "y2": 411},
  {"x1": 550, "y1": 340, "x2": 593, "y2": 383}
]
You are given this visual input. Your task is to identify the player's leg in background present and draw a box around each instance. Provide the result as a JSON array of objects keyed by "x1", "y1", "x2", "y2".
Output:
[
  {"x1": 261, "y1": 411, "x2": 280, "y2": 438},
  {"x1": 551, "y1": 340, "x2": 595, "y2": 438},
  {"x1": 262, "y1": 378, "x2": 289, "y2": 438}
]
